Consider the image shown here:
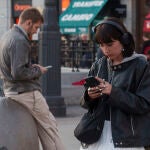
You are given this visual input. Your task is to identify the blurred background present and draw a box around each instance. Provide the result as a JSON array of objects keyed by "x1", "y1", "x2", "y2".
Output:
[{"x1": 1, "y1": 0, "x2": 150, "y2": 111}]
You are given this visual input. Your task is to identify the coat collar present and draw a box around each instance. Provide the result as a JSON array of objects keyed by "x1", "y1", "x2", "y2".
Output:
[{"x1": 13, "y1": 24, "x2": 30, "y2": 41}]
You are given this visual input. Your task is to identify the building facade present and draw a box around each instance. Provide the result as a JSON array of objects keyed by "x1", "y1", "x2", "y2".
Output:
[
  {"x1": 0, "y1": 0, "x2": 11, "y2": 37},
  {"x1": 0, "y1": 0, "x2": 147, "y2": 51}
]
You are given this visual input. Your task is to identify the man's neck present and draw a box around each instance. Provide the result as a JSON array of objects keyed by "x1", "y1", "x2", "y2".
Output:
[{"x1": 15, "y1": 24, "x2": 30, "y2": 40}]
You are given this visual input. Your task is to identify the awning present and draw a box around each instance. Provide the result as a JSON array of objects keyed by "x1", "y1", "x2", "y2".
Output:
[{"x1": 59, "y1": 0, "x2": 108, "y2": 34}]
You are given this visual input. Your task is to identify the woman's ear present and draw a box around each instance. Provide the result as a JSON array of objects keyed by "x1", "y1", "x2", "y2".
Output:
[{"x1": 120, "y1": 32, "x2": 131, "y2": 46}]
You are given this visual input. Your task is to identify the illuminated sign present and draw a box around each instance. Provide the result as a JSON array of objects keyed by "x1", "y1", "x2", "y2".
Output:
[
  {"x1": 62, "y1": 0, "x2": 70, "y2": 11},
  {"x1": 14, "y1": 4, "x2": 31, "y2": 11},
  {"x1": 12, "y1": 0, "x2": 32, "y2": 17}
]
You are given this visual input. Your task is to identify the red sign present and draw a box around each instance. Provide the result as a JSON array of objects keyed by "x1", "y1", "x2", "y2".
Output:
[
  {"x1": 12, "y1": 0, "x2": 32, "y2": 17},
  {"x1": 62, "y1": 0, "x2": 70, "y2": 11},
  {"x1": 143, "y1": 13, "x2": 150, "y2": 32},
  {"x1": 14, "y1": 4, "x2": 31, "y2": 11}
]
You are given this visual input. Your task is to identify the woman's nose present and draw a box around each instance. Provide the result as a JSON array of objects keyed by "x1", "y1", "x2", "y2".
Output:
[{"x1": 104, "y1": 46, "x2": 109, "y2": 51}]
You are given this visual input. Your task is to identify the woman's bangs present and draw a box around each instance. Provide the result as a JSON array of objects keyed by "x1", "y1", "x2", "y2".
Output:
[{"x1": 95, "y1": 24, "x2": 121, "y2": 44}]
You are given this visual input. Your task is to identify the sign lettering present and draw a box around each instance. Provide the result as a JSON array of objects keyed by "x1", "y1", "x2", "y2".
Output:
[
  {"x1": 14, "y1": 4, "x2": 31, "y2": 11},
  {"x1": 73, "y1": 1, "x2": 104, "y2": 8},
  {"x1": 62, "y1": 14, "x2": 93, "y2": 21}
]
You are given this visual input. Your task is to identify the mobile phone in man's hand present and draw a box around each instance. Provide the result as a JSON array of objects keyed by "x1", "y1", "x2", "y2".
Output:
[{"x1": 45, "y1": 65, "x2": 52, "y2": 69}]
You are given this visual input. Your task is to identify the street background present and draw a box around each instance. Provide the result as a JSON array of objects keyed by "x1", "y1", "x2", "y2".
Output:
[{"x1": 57, "y1": 105, "x2": 87, "y2": 150}]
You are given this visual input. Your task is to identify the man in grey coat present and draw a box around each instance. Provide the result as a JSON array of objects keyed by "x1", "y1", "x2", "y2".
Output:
[{"x1": 0, "y1": 7, "x2": 65, "y2": 150}]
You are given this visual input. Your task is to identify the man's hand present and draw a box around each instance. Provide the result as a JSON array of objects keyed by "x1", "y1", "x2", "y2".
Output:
[{"x1": 32, "y1": 64, "x2": 48, "y2": 74}]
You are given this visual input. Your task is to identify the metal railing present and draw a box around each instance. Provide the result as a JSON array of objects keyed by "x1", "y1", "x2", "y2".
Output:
[
  {"x1": 31, "y1": 40, "x2": 97, "y2": 72},
  {"x1": 61, "y1": 40, "x2": 96, "y2": 72}
]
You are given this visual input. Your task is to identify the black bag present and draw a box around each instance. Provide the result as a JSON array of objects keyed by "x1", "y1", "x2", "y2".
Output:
[
  {"x1": 74, "y1": 100, "x2": 106, "y2": 145},
  {"x1": 74, "y1": 56, "x2": 108, "y2": 145}
]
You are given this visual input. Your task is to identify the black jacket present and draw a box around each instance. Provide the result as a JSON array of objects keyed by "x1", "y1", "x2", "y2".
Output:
[{"x1": 81, "y1": 54, "x2": 150, "y2": 147}]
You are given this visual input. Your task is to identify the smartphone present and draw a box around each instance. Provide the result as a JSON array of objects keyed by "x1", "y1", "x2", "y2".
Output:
[
  {"x1": 84, "y1": 76, "x2": 100, "y2": 88},
  {"x1": 45, "y1": 65, "x2": 52, "y2": 69}
]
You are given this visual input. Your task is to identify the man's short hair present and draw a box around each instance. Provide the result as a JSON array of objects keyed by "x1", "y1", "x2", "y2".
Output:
[{"x1": 19, "y1": 7, "x2": 44, "y2": 24}]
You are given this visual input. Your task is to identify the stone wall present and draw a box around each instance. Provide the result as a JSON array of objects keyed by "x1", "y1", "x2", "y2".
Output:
[{"x1": 0, "y1": 0, "x2": 11, "y2": 38}]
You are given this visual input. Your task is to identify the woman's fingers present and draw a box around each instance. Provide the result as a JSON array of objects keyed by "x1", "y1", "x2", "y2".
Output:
[
  {"x1": 95, "y1": 77, "x2": 112, "y2": 95},
  {"x1": 88, "y1": 87, "x2": 101, "y2": 99},
  {"x1": 87, "y1": 77, "x2": 112, "y2": 98}
]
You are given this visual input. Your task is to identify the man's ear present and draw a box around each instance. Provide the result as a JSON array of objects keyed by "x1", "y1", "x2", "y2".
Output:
[{"x1": 26, "y1": 19, "x2": 32, "y2": 26}]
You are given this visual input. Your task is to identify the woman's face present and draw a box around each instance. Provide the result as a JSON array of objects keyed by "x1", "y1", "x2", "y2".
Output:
[{"x1": 99, "y1": 39, "x2": 123, "y2": 61}]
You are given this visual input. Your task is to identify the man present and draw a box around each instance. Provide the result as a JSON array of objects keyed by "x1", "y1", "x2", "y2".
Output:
[{"x1": 0, "y1": 8, "x2": 65, "y2": 150}]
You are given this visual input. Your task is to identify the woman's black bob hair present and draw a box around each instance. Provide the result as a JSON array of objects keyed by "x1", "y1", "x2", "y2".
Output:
[{"x1": 93, "y1": 17, "x2": 135, "y2": 58}]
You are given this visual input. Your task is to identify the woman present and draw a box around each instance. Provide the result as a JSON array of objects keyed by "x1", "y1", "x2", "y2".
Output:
[{"x1": 80, "y1": 17, "x2": 150, "y2": 150}]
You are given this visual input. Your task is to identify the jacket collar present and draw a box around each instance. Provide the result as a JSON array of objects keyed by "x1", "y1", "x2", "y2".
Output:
[
  {"x1": 107, "y1": 53, "x2": 147, "y2": 71},
  {"x1": 13, "y1": 24, "x2": 30, "y2": 41}
]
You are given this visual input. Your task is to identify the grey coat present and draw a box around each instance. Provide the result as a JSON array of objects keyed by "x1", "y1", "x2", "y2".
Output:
[{"x1": 0, "y1": 25, "x2": 42, "y2": 94}]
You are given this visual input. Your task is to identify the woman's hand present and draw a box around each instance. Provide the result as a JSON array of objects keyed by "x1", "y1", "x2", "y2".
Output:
[
  {"x1": 96, "y1": 77, "x2": 112, "y2": 95},
  {"x1": 87, "y1": 86, "x2": 101, "y2": 99},
  {"x1": 87, "y1": 77, "x2": 112, "y2": 100}
]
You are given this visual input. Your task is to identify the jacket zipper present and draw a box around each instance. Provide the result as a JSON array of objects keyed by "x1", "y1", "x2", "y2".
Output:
[
  {"x1": 130, "y1": 115, "x2": 135, "y2": 136},
  {"x1": 109, "y1": 70, "x2": 113, "y2": 143}
]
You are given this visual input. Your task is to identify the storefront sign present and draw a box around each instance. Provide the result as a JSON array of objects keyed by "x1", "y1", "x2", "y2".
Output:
[
  {"x1": 61, "y1": 14, "x2": 93, "y2": 21},
  {"x1": 14, "y1": 4, "x2": 31, "y2": 12},
  {"x1": 72, "y1": 1, "x2": 104, "y2": 7},
  {"x1": 59, "y1": 0, "x2": 108, "y2": 34},
  {"x1": 12, "y1": 0, "x2": 32, "y2": 17},
  {"x1": 113, "y1": 4, "x2": 126, "y2": 18},
  {"x1": 62, "y1": 0, "x2": 70, "y2": 11},
  {"x1": 60, "y1": 27, "x2": 88, "y2": 34}
]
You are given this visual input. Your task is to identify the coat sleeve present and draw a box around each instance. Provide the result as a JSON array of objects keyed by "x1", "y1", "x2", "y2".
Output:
[
  {"x1": 109, "y1": 63, "x2": 150, "y2": 114},
  {"x1": 80, "y1": 59, "x2": 102, "y2": 109}
]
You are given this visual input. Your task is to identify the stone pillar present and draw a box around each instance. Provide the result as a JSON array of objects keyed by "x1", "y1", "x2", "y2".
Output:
[{"x1": 39, "y1": 0, "x2": 66, "y2": 116}]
